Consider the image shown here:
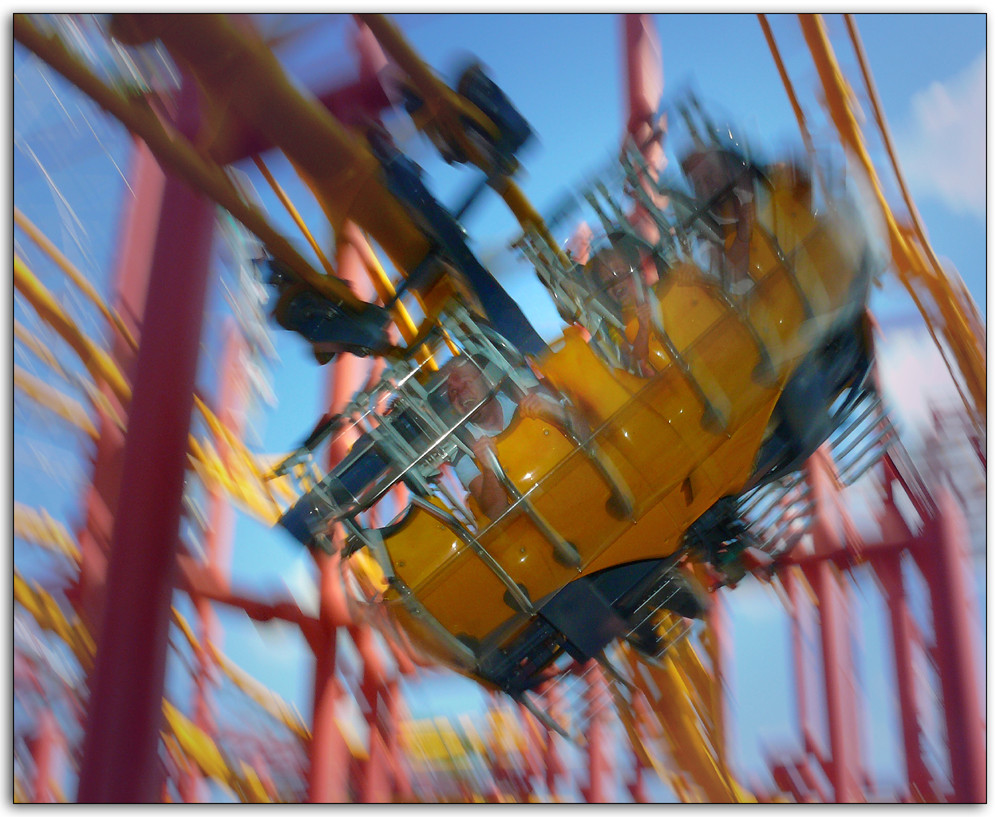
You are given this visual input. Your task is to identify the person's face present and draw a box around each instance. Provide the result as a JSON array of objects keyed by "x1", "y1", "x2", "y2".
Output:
[
  {"x1": 593, "y1": 250, "x2": 638, "y2": 306},
  {"x1": 685, "y1": 151, "x2": 730, "y2": 199},
  {"x1": 446, "y1": 361, "x2": 490, "y2": 414}
]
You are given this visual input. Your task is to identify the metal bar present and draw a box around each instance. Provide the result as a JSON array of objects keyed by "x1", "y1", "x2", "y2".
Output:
[
  {"x1": 387, "y1": 578, "x2": 478, "y2": 671},
  {"x1": 479, "y1": 446, "x2": 581, "y2": 569},
  {"x1": 699, "y1": 278, "x2": 778, "y2": 385},
  {"x1": 526, "y1": 389, "x2": 635, "y2": 520},
  {"x1": 835, "y1": 424, "x2": 895, "y2": 479},
  {"x1": 827, "y1": 403, "x2": 886, "y2": 450},
  {"x1": 649, "y1": 322, "x2": 727, "y2": 433},
  {"x1": 409, "y1": 495, "x2": 533, "y2": 613}
]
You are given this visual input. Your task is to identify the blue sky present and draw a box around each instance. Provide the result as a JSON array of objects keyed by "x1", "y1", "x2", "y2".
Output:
[{"x1": 12, "y1": 12, "x2": 986, "y2": 800}]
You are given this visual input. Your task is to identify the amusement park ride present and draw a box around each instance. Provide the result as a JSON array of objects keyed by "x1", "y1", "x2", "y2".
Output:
[{"x1": 13, "y1": 13, "x2": 985, "y2": 803}]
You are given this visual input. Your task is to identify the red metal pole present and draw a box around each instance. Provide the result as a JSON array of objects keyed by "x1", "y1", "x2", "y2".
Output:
[
  {"x1": 582, "y1": 663, "x2": 612, "y2": 803},
  {"x1": 803, "y1": 453, "x2": 864, "y2": 802},
  {"x1": 355, "y1": 624, "x2": 393, "y2": 802},
  {"x1": 182, "y1": 323, "x2": 244, "y2": 802},
  {"x1": 871, "y1": 553, "x2": 933, "y2": 801},
  {"x1": 916, "y1": 489, "x2": 985, "y2": 802},
  {"x1": 306, "y1": 223, "x2": 373, "y2": 803},
  {"x1": 29, "y1": 708, "x2": 59, "y2": 803},
  {"x1": 808, "y1": 561, "x2": 863, "y2": 801},
  {"x1": 76, "y1": 78, "x2": 217, "y2": 802},
  {"x1": 542, "y1": 683, "x2": 565, "y2": 799},
  {"x1": 385, "y1": 678, "x2": 413, "y2": 801},
  {"x1": 706, "y1": 590, "x2": 732, "y2": 767},
  {"x1": 781, "y1": 568, "x2": 813, "y2": 750},
  {"x1": 627, "y1": 751, "x2": 648, "y2": 803},
  {"x1": 305, "y1": 593, "x2": 350, "y2": 802},
  {"x1": 72, "y1": 136, "x2": 166, "y2": 631},
  {"x1": 623, "y1": 13, "x2": 668, "y2": 280}
]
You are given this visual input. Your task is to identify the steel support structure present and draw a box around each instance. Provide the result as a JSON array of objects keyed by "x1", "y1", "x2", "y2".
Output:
[
  {"x1": 765, "y1": 446, "x2": 984, "y2": 803},
  {"x1": 915, "y1": 490, "x2": 985, "y2": 801},
  {"x1": 77, "y1": 77, "x2": 217, "y2": 802}
]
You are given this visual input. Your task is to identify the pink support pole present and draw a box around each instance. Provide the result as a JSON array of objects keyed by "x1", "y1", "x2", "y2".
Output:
[
  {"x1": 782, "y1": 568, "x2": 812, "y2": 748},
  {"x1": 542, "y1": 683, "x2": 565, "y2": 798},
  {"x1": 917, "y1": 489, "x2": 985, "y2": 802},
  {"x1": 306, "y1": 223, "x2": 373, "y2": 803},
  {"x1": 627, "y1": 751, "x2": 648, "y2": 803},
  {"x1": 809, "y1": 561, "x2": 863, "y2": 801},
  {"x1": 385, "y1": 679, "x2": 413, "y2": 801},
  {"x1": 623, "y1": 13, "x2": 668, "y2": 280},
  {"x1": 29, "y1": 709, "x2": 59, "y2": 803},
  {"x1": 871, "y1": 553, "x2": 932, "y2": 802},
  {"x1": 582, "y1": 664, "x2": 612, "y2": 803},
  {"x1": 77, "y1": 81, "x2": 217, "y2": 802},
  {"x1": 305, "y1": 443, "x2": 353, "y2": 801},
  {"x1": 182, "y1": 324, "x2": 244, "y2": 803},
  {"x1": 305, "y1": 647, "x2": 349, "y2": 803},
  {"x1": 624, "y1": 14, "x2": 663, "y2": 142},
  {"x1": 72, "y1": 136, "x2": 166, "y2": 631},
  {"x1": 803, "y1": 452, "x2": 863, "y2": 802},
  {"x1": 355, "y1": 625, "x2": 392, "y2": 803},
  {"x1": 706, "y1": 589, "x2": 732, "y2": 758}
]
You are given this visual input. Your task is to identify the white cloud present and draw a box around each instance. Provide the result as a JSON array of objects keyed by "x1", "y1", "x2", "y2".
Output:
[
  {"x1": 894, "y1": 52, "x2": 986, "y2": 219},
  {"x1": 876, "y1": 320, "x2": 963, "y2": 443}
]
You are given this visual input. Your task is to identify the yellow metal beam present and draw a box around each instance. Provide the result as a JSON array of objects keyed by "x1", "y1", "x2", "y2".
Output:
[
  {"x1": 15, "y1": 207, "x2": 138, "y2": 351},
  {"x1": 14, "y1": 364, "x2": 98, "y2": 438},
  {"x1": 13, "y1": 14, "x2": 364, "y2": 313},
  {"x1": 107, "y1": 13, "x2": 432, "y2": 276},
  {"x1": 798, "y1": 13, "x2": 985, "y2": 432},
  {"x1": 14, "y1": 255, "x2": 131, "y2": 405}
]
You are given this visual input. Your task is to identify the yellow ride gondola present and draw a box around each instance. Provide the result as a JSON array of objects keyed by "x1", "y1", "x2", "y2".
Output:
[{"x1": 274, "y1": 131, "x2": 881, "y2": 712}]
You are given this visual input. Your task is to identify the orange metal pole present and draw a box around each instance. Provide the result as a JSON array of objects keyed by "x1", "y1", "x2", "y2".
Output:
[{"x1": 109, "y1": 13, "x2": 430, "y2": 275}]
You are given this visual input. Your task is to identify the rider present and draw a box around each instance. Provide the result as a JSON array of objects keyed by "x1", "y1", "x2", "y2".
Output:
[
  {"x1": 680, "y1": 146, "x2": 757, "y2": 295},
  {"x1": 444, "y1": 356, "x2": 579, "y2": 521},
  {"x1": 585, "y1": 233, "x2": 658, "y2": 377}
]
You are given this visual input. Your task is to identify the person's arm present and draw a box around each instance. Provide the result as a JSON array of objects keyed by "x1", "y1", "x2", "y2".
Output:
[
  {"x1": 519, "y1": 390, "x2": 593, "y2": 442},
  {"x1": 628, "y1": 300, "x2": 655, "y2": 377},
  {"x1": 467, "y1": 435, "x2": 509, "y2": 521},
  {"x1": 724, "y1": 181, "x2": 755, "y2": 285}
]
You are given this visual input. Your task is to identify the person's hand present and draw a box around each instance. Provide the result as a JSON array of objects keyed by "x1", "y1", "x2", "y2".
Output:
[
  {"x1": 471, "y1": 435, "x2": 497, "y2": 468},
  {"x1": 724, "y1": 243, "x2": 751, "y2": 291},
  {"x1": 635, "y1": 357, "x2": 656, "y2": 378},
  {"x1": 519, "y1": 392, "x2": 548, "y2": 421}
]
